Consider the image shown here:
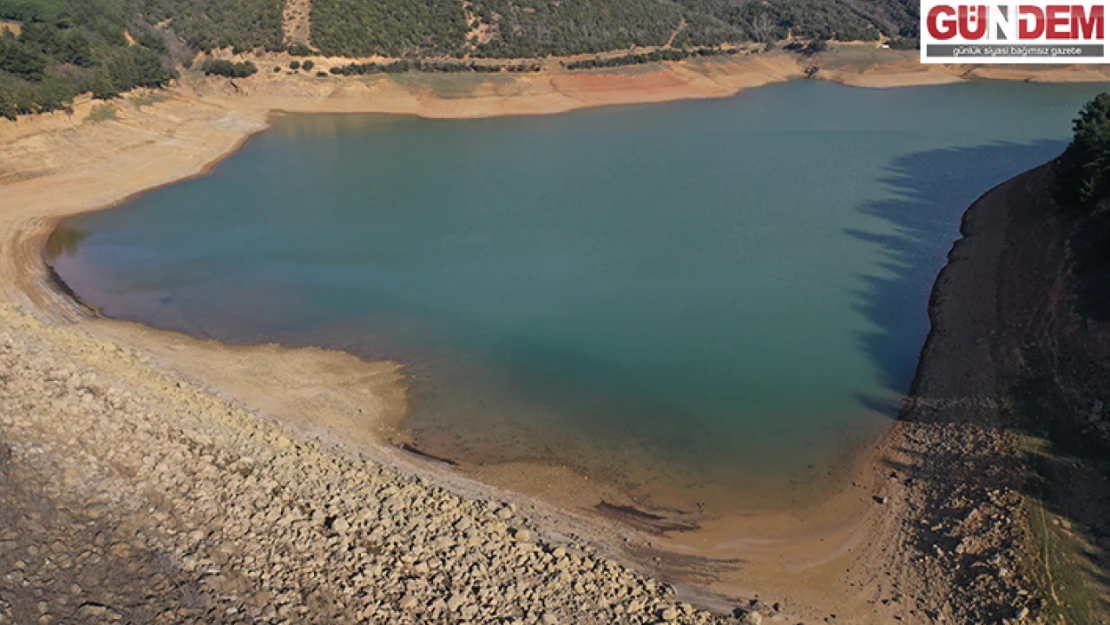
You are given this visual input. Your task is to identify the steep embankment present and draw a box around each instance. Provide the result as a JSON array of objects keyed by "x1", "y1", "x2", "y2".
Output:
[
  {"x1": 882, "y1": 169, "x2": 1043, "y2": 624},
  {"x1": 888, "y1": 164, "x2": 1110, "y2": 623},
  {"x1": 992, "y1": 167, "x2": 1110, "y2": 621}
]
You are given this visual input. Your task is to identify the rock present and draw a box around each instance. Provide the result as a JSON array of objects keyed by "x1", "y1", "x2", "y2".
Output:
[
  {"x1": 740, "y1": 610, "x2": 763, "y2": 625},
  {"x1": 76, "y1": 604, "x2": 109, "y2": 619},
  {"x1": 333, "y1": 517, "x2": 350, "y2": 534},
  {"x1": 398, "y1": 594, "x2": 418, "y2": 609}
]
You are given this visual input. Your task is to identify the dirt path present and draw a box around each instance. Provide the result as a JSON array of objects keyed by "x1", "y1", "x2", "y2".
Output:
[
  {"x1": 282, "y1": 0, "x2": 313, "y2": 46},
  {"x1": 666, "y1": 19, "x2": 688, "y2": 48}
]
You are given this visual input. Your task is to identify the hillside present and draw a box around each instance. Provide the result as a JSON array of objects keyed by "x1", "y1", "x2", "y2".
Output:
[{"x1": 0, "y1": 0, "x2": 919, "y2": 118}]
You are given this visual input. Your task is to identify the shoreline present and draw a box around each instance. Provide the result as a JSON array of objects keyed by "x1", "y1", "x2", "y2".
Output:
[{"x1": 0, "y1": 51, "x2": 1095, "y2": 621}]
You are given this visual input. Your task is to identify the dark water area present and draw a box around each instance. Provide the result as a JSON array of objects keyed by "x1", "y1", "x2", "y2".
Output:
[{"x1": 50, "y1": 80, "x2": 1107, "y2": 511}]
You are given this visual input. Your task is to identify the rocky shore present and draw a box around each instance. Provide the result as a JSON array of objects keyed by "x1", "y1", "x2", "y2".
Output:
[
  {"x1": 0, "y1": 303, "x2": 746, "y2": 624},
  {"x1": 873, "y1": 170, "x2": 1046, "y2": 624}
]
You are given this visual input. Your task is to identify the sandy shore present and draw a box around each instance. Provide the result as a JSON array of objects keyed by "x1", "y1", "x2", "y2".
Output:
[{"x1": 0, "y1": 48, "x2": 1098, "y2": 622}]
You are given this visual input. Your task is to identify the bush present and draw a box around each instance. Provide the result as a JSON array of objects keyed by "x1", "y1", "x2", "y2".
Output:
[
  {"x1": 201, "y1": 59, "x2": 258, "y2": 78},
  {"x1": 301, "y1": 59, "x2": 314, "y2": 71},
  {"x1": 289, "y1": 60, "x2": 300, "y2": 70},
  {"x1": 286, "y1": 43, "x2": 314, "y2": 56},
  {"x1": 330, "y1": 59, "x2": 534, "y2": 75},
  {"x1": 887, "y1": 37, "x2": 919, "y2": 50}
]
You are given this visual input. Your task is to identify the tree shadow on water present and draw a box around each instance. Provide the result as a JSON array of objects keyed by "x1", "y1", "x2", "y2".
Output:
[
  {"x1": 847, "y1": 139, "x2": 1110, "y2": 621},
  {"x1": 847, "y1": 139, "x2": 1068, "y2": 415}
]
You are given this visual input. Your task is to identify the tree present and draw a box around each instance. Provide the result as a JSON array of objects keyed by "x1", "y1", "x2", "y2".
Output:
[
  {"x1": 1055, "y1": 93, "x2": 1110, "y2": 227},
  {"x1": 0, "y1": 38, "x2": 48, "y2": 80},
  {"x1": 746, "y1": 13, "x2": 776, "y2": 43}
]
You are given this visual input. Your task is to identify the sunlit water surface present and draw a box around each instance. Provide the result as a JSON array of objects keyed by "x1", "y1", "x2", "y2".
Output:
[{"x1": 51, "y1": 81, "x2": 1108, "y2": 511}]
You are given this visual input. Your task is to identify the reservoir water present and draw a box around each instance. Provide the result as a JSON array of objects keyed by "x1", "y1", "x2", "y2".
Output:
[{"x1": 50, "y1": 80, "x2": 1107, "y2": 513}]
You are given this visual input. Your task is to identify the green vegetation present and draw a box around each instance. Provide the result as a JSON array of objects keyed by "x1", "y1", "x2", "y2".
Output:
[
  {"x1": 286, "y1": 42, "x2": 313, "y2": 56},
  {"x1": 310, "y1": 0, "x2": 468, "y2": 57},
  {"x1": 201, "y1": 58, "x2": 257, "y2": 77},
  {"x1": 0, "y1": 0, "x2": 288, "y2": 119},
  {"x1": 329, "y1": 59, "x2": 540, "y2": 75},
  {"x1": 469, "y1": 0, "x2": 689, "y2": 57},
  {"x1": 0, "y1": 0, "x2": 174, "y2": 119},
  {"x1": 0, "y1": 0, "x2": 921, "y2": 120},
  {"x1": 128, "y1": 90, "x2": 168, "y2": 107},
  {"x1": 134, "y1": 0, "x2": 284, "y2": 52},
  {"x1": 84, "y1": 100, "x2": 114, "y2": 121},
  {"x1": 784, "y1": 38, "x2": 829, "y2": 56},
  {"x1": 1022, "y1": 452, "x2": 1100, "y2": 625},
  {"x1": 307, "y1": 0, "x2": 917, "y2": 58},
  {"x1": 463, "y1": 0, "x2": 915, "y2": 58},
  {"x1": 563, "y1": 47, "x2": 737, "y2": 70},
  {"x1": 1008, "y1": 348, "x2": 1107, "y2": 625},
  {"x1": 1055, "y1": 93, "x2": 1110, "y2": 231}
]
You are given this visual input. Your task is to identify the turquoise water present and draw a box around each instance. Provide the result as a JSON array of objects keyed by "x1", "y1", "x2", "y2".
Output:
[{"x1": 51, "y1": 81, "x2": 1107, "y2": 510}]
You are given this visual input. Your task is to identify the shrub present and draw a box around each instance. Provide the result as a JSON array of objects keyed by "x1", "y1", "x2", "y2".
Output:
[
  {"x1": 201, "y1": 59, "x2": 259, "y2": 78},
  {"x1": 301, "y1": 59, "x2": 314, "y2": 71},
  {"x1": 86, "y1": 102, "x2": 118, "y2": 122},
  {"x1": 287, "y1": 43, "x2": 314, "y2": 56}
]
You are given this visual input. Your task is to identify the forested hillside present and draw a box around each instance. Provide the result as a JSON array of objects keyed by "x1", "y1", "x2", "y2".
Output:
[
  {"x1": 308, "y1": 0, "x2": 919, "y2": 58},
  {"x1": 136, "y1": 0, "x2": 284, "y2": 52},
  {"x1": 0, "y1": 0, "x2": 174, "y2": 119},
  {"x1": 0, "y1": 0, "x2": 919, "y2": 119},
  {"x1": 311, "y1": 0, "x2": 467, "y2": 57},
  {"x1": 461, "y1": 0, "x2": 917, "y2": 58}
]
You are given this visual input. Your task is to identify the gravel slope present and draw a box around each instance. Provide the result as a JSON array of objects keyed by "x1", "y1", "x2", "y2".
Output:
[{"x1": 0, "y1": 304, "x2": 738, "y2": 624}]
